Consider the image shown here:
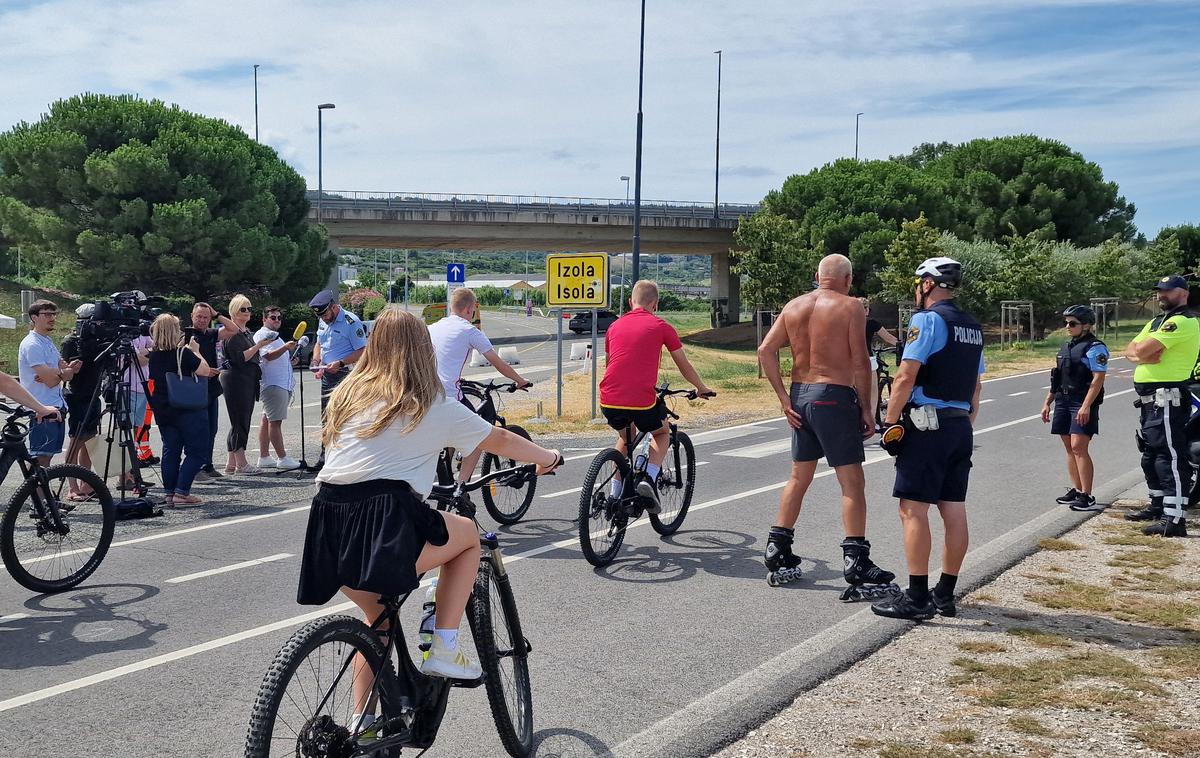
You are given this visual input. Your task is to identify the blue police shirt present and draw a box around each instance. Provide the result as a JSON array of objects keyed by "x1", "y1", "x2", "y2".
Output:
[
  {"x1": 903, "y1": 310, "x2": 986, "y2": 411},
  {"x1": 317, "y1": 309, "x2": 369, "y2": 364},
  {"x1": 1083, "y1": 343, "x2": 1109, "y2": 373}
]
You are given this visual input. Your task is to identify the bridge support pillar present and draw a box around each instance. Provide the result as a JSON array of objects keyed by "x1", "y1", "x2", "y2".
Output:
[{"x1": 710, "y1": 250, "x2": 741, "y2": 327}]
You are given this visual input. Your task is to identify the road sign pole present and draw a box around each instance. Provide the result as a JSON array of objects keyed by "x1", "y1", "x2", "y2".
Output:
[
  {"x1": 556, "y1": 309, "x2": 564, "y2": 417},
  {"x1": 591, "y1": 308, "x2": 598, "y2": 419}
]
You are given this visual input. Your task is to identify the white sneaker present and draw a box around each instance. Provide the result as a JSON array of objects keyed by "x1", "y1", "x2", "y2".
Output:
[
  {"x1": 257, "y1": 456, "x2": 277, "y2": 469},
  {"x1": 420, "y1": 637, "x2": 482, "y2": 680},
  {"x1": 274, "y1": 456, "x2": 301, "y2": 471}
]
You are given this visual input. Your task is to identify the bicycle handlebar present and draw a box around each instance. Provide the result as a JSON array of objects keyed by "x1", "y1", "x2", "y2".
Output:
[
  {"x1": 0, "y1": 403, "x2": 36, "y2": 420},
  {"x1": 657, "y1": 386, "x2": 717, "y2": 401},
  {"x1": 428, "y1": 454, "x2": 564, "y2": 503},
  {"x1": 459, "y1": 378, "x2": 532, "y2": 394}
]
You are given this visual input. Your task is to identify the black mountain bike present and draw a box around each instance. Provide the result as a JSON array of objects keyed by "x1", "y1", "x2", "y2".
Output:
[
  {"x1": 0, "y1": 402, "x2": 115, "y2": 593},
  {"x1": 459, "y1": 379, "x2": 537, "y2": 525},
  {"x1": 873, "y1": 346, "x2": 899, "y2": 432},
  {"x1": 244, "y1": 463, "x2": 546, "y2": 758},
  {"x1": 577, "y1": 385, "x2": 711, "y2": 567}
]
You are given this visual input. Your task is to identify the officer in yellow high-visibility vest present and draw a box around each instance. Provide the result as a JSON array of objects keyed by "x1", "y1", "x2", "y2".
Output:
[{"x1": 1123, "y1": 275, "x2": 1200, "y2": 537}]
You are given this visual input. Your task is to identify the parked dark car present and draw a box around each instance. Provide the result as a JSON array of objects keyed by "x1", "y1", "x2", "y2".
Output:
[{"x1": 568, "y1": 309, "x2": 619, "y2": 334}]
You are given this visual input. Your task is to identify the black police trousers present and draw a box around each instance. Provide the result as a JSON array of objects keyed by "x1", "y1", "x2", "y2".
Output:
[
  {"x1": 317, "y1": 367, "x2": 350, "y2": 465},
  {"x1": 1138, "y1": 392, "x2": 1192, "y2": 523}
]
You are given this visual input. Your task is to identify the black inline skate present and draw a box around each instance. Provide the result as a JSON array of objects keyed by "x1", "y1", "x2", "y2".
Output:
[
  {"x1": 838, "y1": 538, "x2": 900, "y2": 602},
  {"x1": 764, "y1": 526, "x2": 804, "y2": 587}
]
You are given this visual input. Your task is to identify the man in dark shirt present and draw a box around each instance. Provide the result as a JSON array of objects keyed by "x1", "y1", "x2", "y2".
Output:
[
  {"x1": 61, "y1": 305, "x2": 104, "y2": 498},
  {"x1": 188, "y1": 302, "x2": 236, "y2": 481}
]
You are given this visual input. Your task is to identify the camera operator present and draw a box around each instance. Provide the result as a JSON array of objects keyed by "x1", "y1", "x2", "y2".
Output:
[
  {"x1": 187, "y1": 302, "x2": 237, "y2": 482},
  {"x1": 61, "y1": 304, "x2": 104, "y2": 499}
]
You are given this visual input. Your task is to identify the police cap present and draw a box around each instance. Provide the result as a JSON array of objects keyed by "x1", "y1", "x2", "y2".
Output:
[
  {"x1": 1152, "y1": 275, "x2": 1189, "y2": 291},
  {"x1": 308, "y1": 289, "x2": 336, "y2": 311}
]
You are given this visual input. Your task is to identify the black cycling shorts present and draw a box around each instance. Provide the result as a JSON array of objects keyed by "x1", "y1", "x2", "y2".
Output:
[
  {"x1": 601, "y1": 400, "x2": 668, "y2": 435},
  {"x1": 790, "y1": 383, "x2": 866, "y2": 468}
]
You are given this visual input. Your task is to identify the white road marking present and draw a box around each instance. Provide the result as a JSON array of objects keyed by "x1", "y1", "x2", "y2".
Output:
[
  {"x1": 0, "y1": 613, "x2": 30, "y2": 622},
  {"x1": 165, "y1": 553, "x2": 293, "y2": 585},
  {"x1": 717, "y1": 438, "x2": 792, "y2": 459},
  {"x1": 0, "y1": 403, "x2": 1066, "y2": 712},
  {"x1": 979, "y1": 399, "x2": 995, "y2": 404}
]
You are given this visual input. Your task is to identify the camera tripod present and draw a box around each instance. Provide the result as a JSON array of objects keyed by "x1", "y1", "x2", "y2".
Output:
[{"x1": 65, "y1": 336, "x2": 163, "y2": 520}]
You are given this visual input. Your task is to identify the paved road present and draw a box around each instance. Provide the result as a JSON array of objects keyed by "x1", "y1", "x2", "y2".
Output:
[{"x1": 0, "y1": 357, "x2": 1147, "y2": 757}]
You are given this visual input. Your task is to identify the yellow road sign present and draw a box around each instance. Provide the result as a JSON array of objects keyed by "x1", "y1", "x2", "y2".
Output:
[{"x1": 546, "y1": 253, "x2": 609, "y2": 307}]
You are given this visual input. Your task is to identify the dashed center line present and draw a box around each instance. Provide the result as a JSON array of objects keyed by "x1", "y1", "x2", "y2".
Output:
[
  {"x1": 1008, "y1": 391, "x2": 1029, "y2": 397},
  {"x1": 166, "y1": 553, "x2": 294, "y2": 584}
]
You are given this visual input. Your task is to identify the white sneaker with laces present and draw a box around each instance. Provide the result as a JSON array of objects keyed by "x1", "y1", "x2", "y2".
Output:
[
  {"x1": 274, "y1": 456, "x2": 301, "y2": 471},
  {"x1": 257, "y1": 456, "x2": 277, "y2": 469},
  {"x1": 420, "y1": 637, "x2": 483, "y2": 680}
]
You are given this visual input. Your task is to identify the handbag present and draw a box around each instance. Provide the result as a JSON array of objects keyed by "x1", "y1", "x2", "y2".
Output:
[{"x1": 165, "y1": 347, "x2": 208, "y2": 410}]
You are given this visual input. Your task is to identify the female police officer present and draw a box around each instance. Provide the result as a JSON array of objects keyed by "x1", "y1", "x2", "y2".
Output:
[{"x1": 872, "y1": 257, "x2": 985, "y2": 621}]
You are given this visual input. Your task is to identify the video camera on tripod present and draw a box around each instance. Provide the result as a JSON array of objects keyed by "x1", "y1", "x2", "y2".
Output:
[{"x1": 78, "y1": 291, "x2": 165, "y2": 349}]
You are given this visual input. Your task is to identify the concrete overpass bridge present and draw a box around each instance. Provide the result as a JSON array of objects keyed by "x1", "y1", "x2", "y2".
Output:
[{"x1": 306, "y1": 190, "x2": 761, "y2": 322}]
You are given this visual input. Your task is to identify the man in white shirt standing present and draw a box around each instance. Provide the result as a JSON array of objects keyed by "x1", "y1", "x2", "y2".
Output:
[
  {"x1": 255, "y1": 305, "x2": 301, "y2": 471},
  {"x1": 19, "y1": 300, "x2": 79, "y2": 466},
  {"x1": 428, "y1": 288, "x2": 530, "y2": 482}
]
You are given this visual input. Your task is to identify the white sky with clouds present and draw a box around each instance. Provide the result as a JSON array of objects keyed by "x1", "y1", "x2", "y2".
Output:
[{"x1": 1, "y1": 0, "x2": 1197, "y2": 235}]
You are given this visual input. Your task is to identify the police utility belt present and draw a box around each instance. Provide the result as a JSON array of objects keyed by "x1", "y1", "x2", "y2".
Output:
[
  {"x1": 905, "y1": 404, "x2": 970, "y2": 432},
  {"x1": 1133, "y1": 387, "x2": 1184, "y2": 408}
]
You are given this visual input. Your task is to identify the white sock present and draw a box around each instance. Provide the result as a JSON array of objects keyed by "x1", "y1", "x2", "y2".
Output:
[
  {"x1": 610, "y1": 478, "x2": 622, "y2": 497},
  {"x1": 434, "y1": 628, "x2": 458, "y2": 649},
  {"x1": 646, "y1": 463, "x2": 660, "y2": 479},
  {"x1": 351, "y1": 713, "x2": 375, "y2": 730}
]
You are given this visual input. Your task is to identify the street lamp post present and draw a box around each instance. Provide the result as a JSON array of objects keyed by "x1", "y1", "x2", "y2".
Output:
[
  {"x1": 253, "y1": 64, "x2": 260, "y2": 141},
  {"x1": 620, "y1": 175, "x2": 630, "y2": 203},
  {"x1": 855, "y1": 112, "x2": 864, "y2": 160},
  {"x1": 713, "y1": 50, "x2": 722, "y2": 219},
  {"x1": 317, "y1": 103, "x2": 335, "y2": 223},
  {"x1": 631, "y1": 0, "x2": 646, "y2": 284}
]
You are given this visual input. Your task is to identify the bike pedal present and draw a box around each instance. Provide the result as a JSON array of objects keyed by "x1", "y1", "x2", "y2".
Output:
[{"x1": 449, "y1": 673, "x2": 486, "y2": 689}]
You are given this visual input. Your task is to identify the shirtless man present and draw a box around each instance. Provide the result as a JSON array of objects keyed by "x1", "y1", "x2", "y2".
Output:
[{"x1": 756, "y1": 254, "x2": 898, "y2": 600}]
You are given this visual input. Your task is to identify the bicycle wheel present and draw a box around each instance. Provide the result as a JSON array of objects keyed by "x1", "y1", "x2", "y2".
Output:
[
  {"x1": 481, "y1": 424, "x2": 537, "y2": 525},
  {"x1": 469, "y1": 560, "x2": 533, "y2": 757},
  {"x1": 1, "y1": 464, "x2": 114, "y2": 593},
  {"x1": 245, "y1": 615, "x2": 399, "y2": 758},
  {"x1": 876, "y1": 375, "x2": 893, "y2": 431},
  {"x1": 577, "y1": 449, "x2": 631, "y2": 566},
  {"x1": 650, "y1": 431, "x2": 695, "y2": 535}
]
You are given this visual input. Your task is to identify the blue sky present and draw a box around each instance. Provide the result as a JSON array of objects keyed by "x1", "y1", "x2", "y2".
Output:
[{"x1": 0, "y1": 0, "x2": 1197, "y2": 236}]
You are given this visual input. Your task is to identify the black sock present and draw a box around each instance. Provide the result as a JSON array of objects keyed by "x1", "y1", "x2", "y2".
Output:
[
  {"x1": 907, "y1": 574, "x2": 929, "y2": 601},
  {"x1": 934, "y1": 573, "x2": 958, "y2": 599}
]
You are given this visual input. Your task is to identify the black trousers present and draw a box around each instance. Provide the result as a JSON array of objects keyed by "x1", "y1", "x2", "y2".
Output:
[
  {"x1": 220, "y1": 371, "x2": 258, "y2": 453},
  {"x1": 317, "y1": 367, "x2": 350, "y2": 464},
  {"x1": 1138, "y1": 392, "x2": 1192, "y2": 523}
]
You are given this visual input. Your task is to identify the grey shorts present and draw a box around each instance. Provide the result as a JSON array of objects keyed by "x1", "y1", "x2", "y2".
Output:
[
  {"x1": 790, "y1": 383, "x2": 866, "y2": 468},
  {"x1": 261, "y1": 385, "x2": 292, "y2": 421}
]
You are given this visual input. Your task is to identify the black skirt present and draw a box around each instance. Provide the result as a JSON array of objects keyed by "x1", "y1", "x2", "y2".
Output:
[{"x1": 297, "y1": 479, "x2": 450, "y2": 606}]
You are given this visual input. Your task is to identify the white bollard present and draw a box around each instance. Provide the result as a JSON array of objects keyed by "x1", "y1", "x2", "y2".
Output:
[
  {"x1": 569, "y1": 342, "x2": 588, "y2": 361},
  {"x1": 499, "y1": 346, "x2": 521, "y2": 365},
  {"x1": 469, "y1": 348, "x2": 490, "y2": 367}
]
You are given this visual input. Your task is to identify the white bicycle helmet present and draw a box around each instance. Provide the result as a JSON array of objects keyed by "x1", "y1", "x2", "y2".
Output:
[{"x1": 914, "y1": 257, "x2": 963, "y2": 288}]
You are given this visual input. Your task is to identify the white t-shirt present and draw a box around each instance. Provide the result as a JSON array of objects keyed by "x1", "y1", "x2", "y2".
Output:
[
  {"x1": 317, "y1": 396, "x2": 495, "y2": 497},
  {"x1": 18, "y1": 331, "x2": 64, "y2": 408},
  {"x1": 254, "y1": 327, "x2": 294, "y2": 392},
  {"x1": 428, "y1": 315, "x2": 494, "y2": 399}
]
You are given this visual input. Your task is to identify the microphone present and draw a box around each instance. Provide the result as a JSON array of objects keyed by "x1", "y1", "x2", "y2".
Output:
[
  {"x1": 296, "y1": 336, "x2": 310, "y2": 349},
  {"x1": 292, "y1": 321, "x2": 308, "y2": 341}
]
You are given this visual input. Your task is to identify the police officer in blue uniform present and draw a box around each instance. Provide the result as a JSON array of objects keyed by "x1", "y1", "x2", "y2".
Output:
[
  {"x1": 872, "y1": 257, "x2": 985, "y2": 621},
  {"x1": 308, "y1": 289, "x2": 368, "y2": 470},
  {"x1": 1042, "y1": 305, "x2": 1108, "y2": 512}
]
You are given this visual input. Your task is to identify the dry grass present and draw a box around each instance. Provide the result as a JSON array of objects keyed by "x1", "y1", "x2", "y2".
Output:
[
  {"x1": 1037, "y1": 538, "x2": 1081, "y2": 551},
  {"x1": 877, "y1": 743, "x2": 959, "y2": 758},
  {"x1": 1108, "y1": 547, "x2": 1183, "y2": 570},
  {"x1": 1005, "y1": 627, "x2": 1073, "y2": 648},
  {"x1": 957, "y1": 641, "x2": 1008, "y2": 654},
  {"x1": 938, "y1": 728, "x2": 977, "y2": 745},
  {"x1": 1007, "y1": 716, "x2": 1054, "y2": 737},
  {"x1": 1132, "y1": 725, "x2": 1200, "y2": 757},
  {"x1": 951, "y1": 651, "x2": 1165, "y2": 710},
  {"x1": 1150, "y1": 644, "x2": 1200, "y2": 677},
  {"x1": 1026, "y1": 576, "x2": 1200, "y2": 631},
  {"x1": 1111, "y1": 572, "x2": 1200, "y2": 594}
]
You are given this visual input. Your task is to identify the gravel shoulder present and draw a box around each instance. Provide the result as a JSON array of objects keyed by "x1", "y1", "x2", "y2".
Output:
[{"x1": 714, "y1": 493, "x2": 1200, "y2": 758}]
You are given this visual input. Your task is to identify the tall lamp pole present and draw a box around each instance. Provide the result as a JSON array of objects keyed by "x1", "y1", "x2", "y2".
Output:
[
  {"x1": 253, "y1": 64, "x2": 260, "y2": 140},
  {"x1": 854, "y1": 111, "x2": 864, "y2": 160},
  {"x1": 713, "y1": 49, "x2": 722, "y2": 219},
  {"x1": 317, "y1": 103, "x2": 335, "y2": 223},
  {"x1": 631, "y1": 0, "x2": 646, "y2": 284},
  {"x1": 620, "y1": 175, "x2": 630, "y2": 203}
]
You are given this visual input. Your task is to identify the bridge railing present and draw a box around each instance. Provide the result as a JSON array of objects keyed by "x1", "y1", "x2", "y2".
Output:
[{"x1": 307, "y1": 190, "x2": 760, "y2": 220}]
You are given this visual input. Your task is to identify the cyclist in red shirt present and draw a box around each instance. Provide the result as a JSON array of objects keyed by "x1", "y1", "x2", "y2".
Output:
[{"x1": 600, "y1": 280, "x2": 715, "y2": 511}]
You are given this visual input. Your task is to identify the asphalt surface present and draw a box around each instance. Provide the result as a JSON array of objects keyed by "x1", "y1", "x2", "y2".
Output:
[{"x1": 0, "y1": 342, "x2": 1148, "y2": 757}]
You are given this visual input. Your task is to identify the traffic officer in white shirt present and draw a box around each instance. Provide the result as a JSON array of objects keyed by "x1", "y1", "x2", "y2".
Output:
[
  {"x1": 309, "y1": 289, "x2": 368, "y2": 471},
  {"x1": 429, "y1": 287, "x2": 530, "y2": 483}
]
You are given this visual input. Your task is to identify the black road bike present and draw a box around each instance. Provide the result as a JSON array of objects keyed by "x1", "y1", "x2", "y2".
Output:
[
  {"x1": 577, "y1": 385, "x2": 710, "y2": 567},
  {"x1": 244, "y1": 464, "x2": 543, "y2": 758},
  {"x1": 873, "y1": 346, "x2": 899, "y2": 432},
  {"x1": 0, "y1": 403, "x2": 115, "y2": 593},
  {"x1": 458, "y1": 379, "x2": 537, "y2": 525}
]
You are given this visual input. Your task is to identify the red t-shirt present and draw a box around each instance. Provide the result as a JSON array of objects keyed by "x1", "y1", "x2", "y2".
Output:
[{"x1": 599, "y1": 308, "x2": 683, "y2": 409}]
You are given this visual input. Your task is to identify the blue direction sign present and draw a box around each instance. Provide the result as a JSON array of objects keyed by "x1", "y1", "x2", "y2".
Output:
[{"x1": 447, "y1": 263, "x2": 466, "y2": 285}]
